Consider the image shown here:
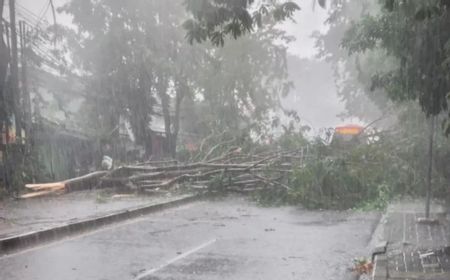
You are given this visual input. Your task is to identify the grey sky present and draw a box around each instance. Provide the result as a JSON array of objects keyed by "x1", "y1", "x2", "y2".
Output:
[
  {"x1": 281, "y1": 1, "x2": 346, "y2": 130},
  {"x1": 284, "y1": 0, "x2": 329, "y2": 58}
]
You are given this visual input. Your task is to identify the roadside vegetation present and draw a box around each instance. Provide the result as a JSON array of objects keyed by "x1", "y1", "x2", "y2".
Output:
[
  {"x1": 224, "y1": 112, "x2": 450, "y2": 210},
  {"x1": 2, "y1": 0, "x2": 450, "y2": 212}
]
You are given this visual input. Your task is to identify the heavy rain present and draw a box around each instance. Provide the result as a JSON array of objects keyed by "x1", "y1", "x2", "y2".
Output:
[{"x1": 0, "y1": 1, "x2": 450, "y2": 280}]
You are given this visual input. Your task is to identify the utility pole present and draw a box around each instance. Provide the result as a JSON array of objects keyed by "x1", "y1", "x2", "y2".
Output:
[
  {"x1": 19, "y1": 20, "x2": 30, "y2": 137},
  {"x1": 0, "y1": 0, "x2": 8, "y2": 189},
  {"x1": 8, "y1": 0, "x2": 21, "y2": 139},
  {"x1": 5, "y1": 0, "x2": 23, "y2": 193},
  {"x1": 19, "y1": 20, "x2": 34, "y2": 182},
  {"x1": 425, "y1": 116, "x2": 435, "y2": 219}
]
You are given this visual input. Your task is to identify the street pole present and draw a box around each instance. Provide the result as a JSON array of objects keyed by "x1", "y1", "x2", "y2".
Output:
[
  {"x1": 0, "y1": 0, "x2": 8, "y2": 190},
  {"x1": 19, "y1": 21, "x2": 31, "y2": 137},
  {"x1": 425, "y1": 115, "x2": 435, "y2": 219},
  {"x1": 6, "y1": 0, "x2": 23, "y2": 192},
  {"x1": 8, "y1": 0, "x2": 21, "y2": 138},
  {"x1": 19, "y1": 20, "x2": 34, "y2": 182}
]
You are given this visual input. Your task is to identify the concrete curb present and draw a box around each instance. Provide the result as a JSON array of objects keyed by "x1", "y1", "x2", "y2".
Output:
[
  {"x1": 364, "y1": 212, "x2": 388, "y2": 280},
  {"x1": 0, "y1": 193, "x2": 201, "y2": 255},
  {"x1": 367, "y1": 212, "x2": 388, "y2": 254},
  {"x1": 372, "y1": 254, "x2": 388, "y2": 280}
]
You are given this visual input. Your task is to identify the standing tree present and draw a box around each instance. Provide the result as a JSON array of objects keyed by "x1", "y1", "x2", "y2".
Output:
[
  {"x1": 59, "y1": 0, "x2": 203, "y2": 158},
  {"x1": 59, "y1": 0, "x2": 297, "y2": 159},
  {"x1": 342, "y1": 0, "x2": 450, "y2": 217},
  {"x1": 194, "y1": 21, "x2": 293, "y2": 140},
  {"x1": 342, "y1": 0, "x2": 450, "y2": 119},
  {"x1": 59, "y1": 0, "x2": 158, "y2": 157}
]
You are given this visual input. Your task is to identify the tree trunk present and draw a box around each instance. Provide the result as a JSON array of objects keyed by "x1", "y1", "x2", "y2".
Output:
[
  {"x1": 171, "y1": 80, "x2": 186, "y2": 158},
  {"x1": 157, "y1": 78, "x2": 172, "y2": 157},
  {"x1": 122, "y1": 68, "x2": 155, "y2": 160}
]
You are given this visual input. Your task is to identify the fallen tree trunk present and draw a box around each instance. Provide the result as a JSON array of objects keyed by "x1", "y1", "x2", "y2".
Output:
[{"x1": 22, "y1": 171, "x2": 108, "y2": 199}]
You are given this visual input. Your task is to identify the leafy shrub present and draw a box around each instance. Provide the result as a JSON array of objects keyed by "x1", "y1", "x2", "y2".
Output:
[{"x1": 257, "y1": 129, "x2": 450, "y2": 209}]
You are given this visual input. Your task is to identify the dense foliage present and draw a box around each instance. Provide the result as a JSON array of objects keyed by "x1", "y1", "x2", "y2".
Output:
[
  {"x1": 255, "y1": 108, "x2": 450, "y2": 210},
  {"x1": 342, "y1": 0, "x2": 450, "y2": 124},
  {"x1": 57, "y1": 0, "x2": 293, "y2": 160},
  {"x1": 183, "y1": 0, "x2": 300, "y2": 46},
  {"x1": 3, "y1": 0, "x2": 449, "y2": 211},
  {"x1": 257, "y1": 0, "x2": 450, "y2": 210}
]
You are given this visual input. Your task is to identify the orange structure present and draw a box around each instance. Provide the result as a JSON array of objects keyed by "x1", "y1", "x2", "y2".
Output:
[{"x1": 335, "y1": 124, "x2": 364, "y2": 136}]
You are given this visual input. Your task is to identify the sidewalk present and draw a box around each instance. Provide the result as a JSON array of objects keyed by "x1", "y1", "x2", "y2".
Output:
[
  {"x1": 372, "y1": 199, "x2": 450, "y2": 280},
  {"x1": 0, "y1": 189, "x2": 198, "y2": 253}
]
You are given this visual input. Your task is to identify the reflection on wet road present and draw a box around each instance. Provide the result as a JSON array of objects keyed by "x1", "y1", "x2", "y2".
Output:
[{"x1": 0, "y1": 196, "x2": 380, "y2": 280}]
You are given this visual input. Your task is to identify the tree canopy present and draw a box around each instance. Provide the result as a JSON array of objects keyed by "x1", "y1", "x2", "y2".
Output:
[
  {"x1": 342, "y1": 0, "x2": 450, "y2": 126},
  {"x1": 57, "y1": 0, "x2": 293, "y2": 159},
  {"x1": 183, "y1": 0, "x2": 300, "y2": 46}
]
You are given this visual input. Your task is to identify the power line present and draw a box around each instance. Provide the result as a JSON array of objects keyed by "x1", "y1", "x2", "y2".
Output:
[
  {"x1": 36, "y1": 0, "x2": 51, "y2": 20},
  {"x1": 15, "y1": 4, "x2": 41, "y2": 23},
  {"x1": 13, "y1": 5, "x2": 61, "y2": 63},
  {"x1": 5, "y1": 19, "x2": 55, "y2": 55},
  {"x1": 15, "y1": 1, "x2": 51, "y2": 28},
  {"x1": 34, "y1": 1, "x2": 51, "y2": 30},
  {"x1": 16, "y1": 1, "x2": 46, "y2": 21},
  {"x1": 30, "y1": 42, "x2": 65, "y2": 69},
  {"x1": 2, "y1": 3, "x2": 68, "y2": 78},
  {"x1": 11, "y1": 19, "x2": 65, "y2": 71},
  {"x1": 10, "y1": 17, "x2": 57, "y2": 54}
]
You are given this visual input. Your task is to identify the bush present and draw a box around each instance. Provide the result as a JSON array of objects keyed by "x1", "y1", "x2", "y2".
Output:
[{"x1": 256, "y1": 130, "x2": 450, "y2": 210}]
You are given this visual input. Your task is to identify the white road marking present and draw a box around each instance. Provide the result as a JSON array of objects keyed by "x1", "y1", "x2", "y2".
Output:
[{"x1": 135, "y1": 238, "x2": 217, "y2": 279}]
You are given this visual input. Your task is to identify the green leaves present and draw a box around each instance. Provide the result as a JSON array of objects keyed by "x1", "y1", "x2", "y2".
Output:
[
  {"x1": 183, "y1": 0, "x2": 300, "y2": 46},
  {"x1": 183, "y1": 19, "x2": 207, "y2": 44},
  {"x1": 224, "y1": 20, "x2": 243, "y2": 39},
  {"x1": 343, "y1": 0, "x2": 450, "y2": 120},
  {"x1": 273, "y1": 2, "x2": 300, "y2": 21},
  {"x1": 210, "y1": 31, "x2": 225, "y2": 46}
]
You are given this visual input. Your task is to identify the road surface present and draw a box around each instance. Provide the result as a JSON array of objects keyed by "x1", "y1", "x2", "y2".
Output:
[{"x1": 0, "y1": 196, "x2": 380, "y2": 280}]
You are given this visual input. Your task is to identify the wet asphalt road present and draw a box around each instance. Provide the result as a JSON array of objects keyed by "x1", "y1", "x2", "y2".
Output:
[{"x1": 0, "y1": 196, "x2": 380, "y2": 280}]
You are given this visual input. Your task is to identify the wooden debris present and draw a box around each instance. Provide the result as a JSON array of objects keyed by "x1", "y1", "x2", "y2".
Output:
[
  {"x1": 99, "y1": 149, "x2": 305, "y2": 194},
  {"x1": 25, "y1": 182, "x2": 65, "y2": 192},
  {"x1": 21, "y1": 148, "x2": 307, "y2": 198},
  {"x1": 21, "y1": 171, "x2": 108, "y2": 199},
  {"x1": 19, "y1": 189, "x2": 64, "y2": 199}
]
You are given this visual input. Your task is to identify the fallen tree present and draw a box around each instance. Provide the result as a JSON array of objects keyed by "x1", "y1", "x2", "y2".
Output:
[
  {"x1": 21, "y1": 147, "x2": 309, "y2": 199},
  {"x1": 99, "y1": 149, "x2": 305, "y2": 194}
]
